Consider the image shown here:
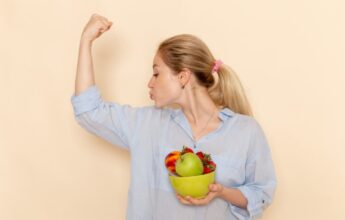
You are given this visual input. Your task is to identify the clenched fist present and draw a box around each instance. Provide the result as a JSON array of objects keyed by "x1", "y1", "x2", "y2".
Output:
[{"x1": 81, "y1": 14, "x2": 113, "y2": 42}]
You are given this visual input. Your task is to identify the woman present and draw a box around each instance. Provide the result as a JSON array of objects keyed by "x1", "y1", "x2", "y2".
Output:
[{"x1": 71, "y1": 14, "x2": 276, "y2": 220}]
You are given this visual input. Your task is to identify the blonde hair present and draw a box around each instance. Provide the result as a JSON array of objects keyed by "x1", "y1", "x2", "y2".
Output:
[{"x1": 157, "y1": 34, "x2": 253, "y2": 116}]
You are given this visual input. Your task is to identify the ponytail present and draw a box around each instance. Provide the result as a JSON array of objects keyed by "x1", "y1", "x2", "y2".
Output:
[{"x1": 208, "y1": 64, "x2": 253, "y2": 116}]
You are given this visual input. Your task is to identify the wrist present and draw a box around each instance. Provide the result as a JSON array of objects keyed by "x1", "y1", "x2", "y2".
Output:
[
  {"x1": 80, "y1": 36, "x2": 93, "y2": 45},
  {"x1": 217, "y1": 186, "x2": 248, "y2": 209}
]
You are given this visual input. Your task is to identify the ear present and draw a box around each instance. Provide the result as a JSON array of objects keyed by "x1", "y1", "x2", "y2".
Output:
[{"x1": 178, "y1": 68, "x2": 192, "y2": 86}]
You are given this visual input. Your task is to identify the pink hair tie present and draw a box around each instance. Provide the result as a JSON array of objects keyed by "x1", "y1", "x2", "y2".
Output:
[{"x1": 212, "y1": 59, "x2": 223, "y2": 73}]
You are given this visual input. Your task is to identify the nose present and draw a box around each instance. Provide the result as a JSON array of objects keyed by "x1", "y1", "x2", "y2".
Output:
[{"x1": 147, "y1": 76, "x2": 154, "y2": 88}]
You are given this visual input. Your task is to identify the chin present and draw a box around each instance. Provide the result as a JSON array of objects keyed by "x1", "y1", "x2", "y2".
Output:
[
  {"x1": 153, "y1": 100, "x2": 169, "y2": 109},
  {"x1": 154, "y1": 103, "x2": 164, "y2": 108}
]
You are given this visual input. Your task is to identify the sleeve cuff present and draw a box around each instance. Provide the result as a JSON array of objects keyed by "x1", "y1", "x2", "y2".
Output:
[
  {"x1": 229, "y1": 185, "x2": 264, "y2": 219},
  {"x1": 70, "y1": 85, "x2": 102, "y2": 116}
]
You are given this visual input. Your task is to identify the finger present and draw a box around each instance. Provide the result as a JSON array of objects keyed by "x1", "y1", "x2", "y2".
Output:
[
  {"x1": 185, "y1": 196, "x2": 198, "y2": 205},
  {"x1": 98, "y1": 20, "x2": 108, "y2": 30},
  {"x1": 176, "y1": 195, "x2": 192, "y2": 205},
  {"x1": 209, "y1": 184, "x2": 217, "y2": 191},
  {"x1": 209, "y1": 183, "x2": 222, "y2": 192},
  {"x1": 186, "y1": 196, "x2": 208, "y2": 206},
  {"x1": 176, "y1": 194, "x2": 183, "y2": 200},
  {"x1": 104, "y1": 21, "x2": 113, "y2": 31},
  {"x1": 180, "y1": 199, "x2": 191, "y2": 205},
  {"x1": 106, "y1": 21, "x2": 113, "y2": 30},
  {"x1": 100, "y1": 18, "x2": 110, "y2": 26},
  {"x1": 99, "y1": 24, "x2": 111, "y2": 33},
  {"x1": 99, "y1": 16, "x2": 111, "y2": 25}
]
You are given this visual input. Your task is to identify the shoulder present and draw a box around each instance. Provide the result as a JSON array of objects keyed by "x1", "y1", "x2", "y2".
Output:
[
  {"x1": 220, "y1": 108, "x2": 268, "y2": 145},
  {"x1": 234, "y1": 113, "x2": 261, "y2": 130},
  {"x1": 221, "y1": 108, "x2": 259, "y2": 131},
  {"x1": 132, "y1": 105, "x2": 176, "y2": 121}
]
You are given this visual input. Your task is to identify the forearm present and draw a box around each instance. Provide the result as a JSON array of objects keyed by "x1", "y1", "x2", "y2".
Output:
[
  {"x1": 74, "y1": 38, "x2": 95, "y2": 96},
  {"x1": 219, "y1": 186, "x2": 248, "y2": 209}
]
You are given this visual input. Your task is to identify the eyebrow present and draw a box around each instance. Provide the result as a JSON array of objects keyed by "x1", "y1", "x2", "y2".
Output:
[{"x1": 152, "y1": 64, "x2": 158, "y2": 68}]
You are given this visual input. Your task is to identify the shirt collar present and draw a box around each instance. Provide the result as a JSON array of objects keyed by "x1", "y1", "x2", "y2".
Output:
[
  {"x1": 170, "y1": 107, "x2": 235, "y2": 122},
  {"x1": 219, "y1": 107, "x2": 235, "y2": 121}
]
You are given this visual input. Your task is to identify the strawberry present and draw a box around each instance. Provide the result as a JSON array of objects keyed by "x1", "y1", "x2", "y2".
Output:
[
  {"x1": 203, "y1": 161, "x2": 216, "y2": 174},
  {"x1": 181, "y1": 145, "x2": 194, "y2": 155},
  {"x1": 203, "y1": 166, "x2": 213, "y2": 174},
  {"x1": 196, "y1": 151, "x2": 204, "y2": 161},
  {"x1": 208, "y1": 161, "x2": 216, "y2": 170},
  {"x1": 196, "y1": 151, "x2": 212, "y2": 166}
]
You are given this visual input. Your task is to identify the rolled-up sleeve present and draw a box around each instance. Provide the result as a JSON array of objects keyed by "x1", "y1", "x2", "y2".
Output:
[
  {"x1": 70, "y1": 86, "x2": 145, "y2": 150},
  {"x1": 71, "y1": 86, "x2": 102, "y2": 116},
  {"x1": 230, "y1": 120, "x2": 277, "y2": 219}
]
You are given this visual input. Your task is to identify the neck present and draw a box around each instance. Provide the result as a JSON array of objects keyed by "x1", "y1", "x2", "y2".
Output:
[{"x1": 178, "y1": 87, "x2": 219, "y2": 126}]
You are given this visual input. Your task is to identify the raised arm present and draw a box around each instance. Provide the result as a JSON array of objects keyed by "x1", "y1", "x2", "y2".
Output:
[
  {"x1": 71, "y1": 14, "x2": 145, "y2": 149},
  {"x1": 74, "y1": 14, "x2": 113, "y2": 95}
]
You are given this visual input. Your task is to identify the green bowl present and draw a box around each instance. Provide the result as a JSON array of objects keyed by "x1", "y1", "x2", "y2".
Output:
[{"x1": 168, "y1": 171, "x2": 215, "y2": 198}]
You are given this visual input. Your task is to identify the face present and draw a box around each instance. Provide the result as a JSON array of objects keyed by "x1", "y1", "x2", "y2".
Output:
[{"x1": 147, "y1": 53, "x2": 183, "y2": 108}]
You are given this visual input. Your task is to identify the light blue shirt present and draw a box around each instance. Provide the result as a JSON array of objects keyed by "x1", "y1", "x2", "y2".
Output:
[{"x1": 71, "y1": 86, "x2": 276, "y2": 220}]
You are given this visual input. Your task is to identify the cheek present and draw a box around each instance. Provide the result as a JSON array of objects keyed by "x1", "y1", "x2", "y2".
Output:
[{"x1": 157, "y1": 83, "x2": 181, "y2": 101}]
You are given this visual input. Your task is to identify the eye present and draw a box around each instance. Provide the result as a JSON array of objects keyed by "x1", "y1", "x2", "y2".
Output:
[{"x1": 153, "y1": 73, "x2": 159, "y2": 77}]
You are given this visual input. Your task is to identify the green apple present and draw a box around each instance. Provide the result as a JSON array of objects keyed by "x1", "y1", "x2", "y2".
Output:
[{"x1": 175, "y1": 153, "x2": 203, "y2": 177}]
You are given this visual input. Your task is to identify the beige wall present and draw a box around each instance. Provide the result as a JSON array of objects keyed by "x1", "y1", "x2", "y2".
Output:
[{"x1": 1, "y1": 0, "x2": 344, "y2": 219}]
